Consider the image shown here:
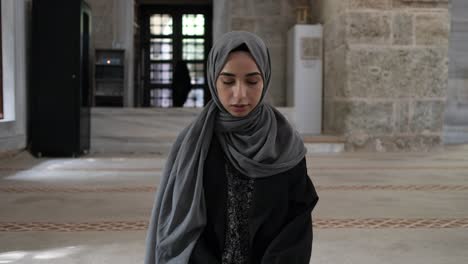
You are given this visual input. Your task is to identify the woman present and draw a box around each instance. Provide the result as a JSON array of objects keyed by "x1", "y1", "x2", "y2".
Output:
[
  {"x1": 172, "y1": 60, "x2": 192, "y2": 107},
  {"x1": 144, "y1": 31, "x2": 319, "y2": 264}
]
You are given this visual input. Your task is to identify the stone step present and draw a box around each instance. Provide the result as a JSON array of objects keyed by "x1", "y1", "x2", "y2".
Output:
[
  {"x1": 303, "y1": 134, "x2": 346, "y2": 153},
  {"x1": 91, "y1": 135, "x2": 345, "y2": 155},
  {"x1": 90, "y1": 108, "x2": 345, "y2": 155}
]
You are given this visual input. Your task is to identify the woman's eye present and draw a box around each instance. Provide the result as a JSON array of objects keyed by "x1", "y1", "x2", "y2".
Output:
[
  {"x1": 223, "y1": 81, "x2": 235, "y2": 85},
  {"x1": 247, "y1": 81, "x2": 258, "y2": 85}
]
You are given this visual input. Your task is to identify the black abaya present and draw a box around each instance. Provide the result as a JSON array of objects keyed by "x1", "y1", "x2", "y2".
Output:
[{"x1": 189, "y1": 135, "x2": 319, "y2": 264}]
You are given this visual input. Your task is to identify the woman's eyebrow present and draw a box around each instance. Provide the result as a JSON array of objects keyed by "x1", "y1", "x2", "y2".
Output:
[
  {"x1": 219, "y1": 72, "x2": 261, "y2": 77},
  {"x1": 245, "y1": 72, "x2": 261, "y2": 77},
  {"x1": 219, "y1": 72, "x2": 236, "y2": 77}
]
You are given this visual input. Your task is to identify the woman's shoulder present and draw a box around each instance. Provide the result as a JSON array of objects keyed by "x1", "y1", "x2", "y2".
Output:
[
  {"x1": 284, "y1": 157, "x2": 308, "y2": 188},
  {"x1": 286, "y1": 157, "x2": 307, "y2": 175}
]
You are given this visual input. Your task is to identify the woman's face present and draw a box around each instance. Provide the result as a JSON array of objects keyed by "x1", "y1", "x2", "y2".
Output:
[{"x1": 216, "y1": 51, "x2": 264, "y2": 117}]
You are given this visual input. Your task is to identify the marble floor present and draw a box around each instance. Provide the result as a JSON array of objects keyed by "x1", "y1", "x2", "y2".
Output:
[{"x1": 1, "y1": 109, "x2": 468, "y2": 263}]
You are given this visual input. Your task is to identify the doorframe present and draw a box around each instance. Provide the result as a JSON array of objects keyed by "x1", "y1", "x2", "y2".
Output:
[{"x1": 137, "y1": 4, "x2": 212, "y2": 107}]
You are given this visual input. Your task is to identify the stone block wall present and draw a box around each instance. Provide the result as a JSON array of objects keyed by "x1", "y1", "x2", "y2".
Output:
[
  {"x1": 214, "y1": 0, "x2": 305, "y2": 106},
  {"x1": 86, "y1": 0, "x2": 135, "y2": 107},
  {"x1": 88, "y1": 0, "x2": 115, "y2": 49},
  {"x1": 313, "y1": 0, "x2": 450, "y2": 151}
]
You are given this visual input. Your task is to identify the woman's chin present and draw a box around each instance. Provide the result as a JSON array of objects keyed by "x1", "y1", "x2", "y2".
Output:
[{"x1": 228, "y1": 109, "x2": 251, "y2": 117}]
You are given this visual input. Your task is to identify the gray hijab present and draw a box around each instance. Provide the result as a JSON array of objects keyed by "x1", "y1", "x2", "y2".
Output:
[{"x1": 144, "y1": 31, "x2": 306, "y2": 264}]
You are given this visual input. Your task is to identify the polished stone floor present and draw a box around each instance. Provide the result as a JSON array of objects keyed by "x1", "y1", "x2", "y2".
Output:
[{"x1": 1, "y1": 108, "x2": 468, "y2": 263}]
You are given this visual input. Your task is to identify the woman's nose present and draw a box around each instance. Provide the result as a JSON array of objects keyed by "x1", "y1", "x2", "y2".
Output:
[{"x1": 233, "y1": 82, "x2": 247, "y2": 99}]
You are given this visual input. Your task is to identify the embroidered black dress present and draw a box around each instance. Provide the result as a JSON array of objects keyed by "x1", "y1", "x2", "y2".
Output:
[{"x1": 189, "y1": 135, "x2": 319, "y2": 264}]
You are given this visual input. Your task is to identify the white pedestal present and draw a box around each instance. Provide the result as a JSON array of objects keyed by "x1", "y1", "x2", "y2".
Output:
[{"x1": 287, "y1": 24, "x2": 323, "y2": 135}]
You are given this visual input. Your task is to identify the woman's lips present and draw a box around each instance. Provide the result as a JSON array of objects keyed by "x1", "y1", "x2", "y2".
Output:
[{"x1": 231, "y1": 105, "x2": 248, "y2": 113}]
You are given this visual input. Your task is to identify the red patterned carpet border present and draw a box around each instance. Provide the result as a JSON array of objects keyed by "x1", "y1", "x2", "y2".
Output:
[
  {"x1": 1, "y1": 166, "x2": 468, "y2": 172},
  {"x1": 313, "y1": 166, "x2": 468, "y2": 171},
  {"x1": 314, "y1": 218, "x2": 468, "y2": 229},
  {"x1": 0, "y1": 186, "x2": 156, "y2": 193},
  {"x1": 0, "y1": 221, "x2": 148, "y2": 232},
  {"x1": 1, "y1": 218, "x2": 467, "y2": 232},
  {"x1": 316, "y1": 184, "x2": 468, "y2": 191},
  {"x1": 0, "y1": 184, "x2": 467, "y2": 193},
  {"x1": 0, "y1": 167, "x2": 163, "y2": 172}
]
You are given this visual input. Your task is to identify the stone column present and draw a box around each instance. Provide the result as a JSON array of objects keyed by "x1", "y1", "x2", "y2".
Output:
[
  {"x1": 0, "y1": 0, "x2": 29, "y2": 153},
  {"x1": 114, "y1": 0, "x2": 135, "y2": 107},
  {"x1": 313, "y1": 0, "x2": 450, "y2": 151},
  {"x1": 444, "y1": 0, "x2": 468, "y2": 144},
  {"x1": 213, "y1": 0, "x2": 229, "y2": 41}
]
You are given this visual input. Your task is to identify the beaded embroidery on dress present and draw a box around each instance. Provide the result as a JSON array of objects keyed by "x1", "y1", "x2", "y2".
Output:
[{"x1": 221, "y1": 161, "x2": 255, "y2": 264}]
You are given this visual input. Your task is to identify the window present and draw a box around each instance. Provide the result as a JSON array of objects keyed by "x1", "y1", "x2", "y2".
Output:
[{"x1": 140, "y1": 5, "x2": 211, "y2": 108}]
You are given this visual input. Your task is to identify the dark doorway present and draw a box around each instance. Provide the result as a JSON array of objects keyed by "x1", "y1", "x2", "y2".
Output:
[{"x1": 138, "y1": 4, "x2": 212, "y2": 107}]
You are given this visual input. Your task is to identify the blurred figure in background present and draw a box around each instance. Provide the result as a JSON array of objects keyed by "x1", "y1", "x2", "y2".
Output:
[{"x1": 172, "y1": 60, "x2": 192, "y2": 107}]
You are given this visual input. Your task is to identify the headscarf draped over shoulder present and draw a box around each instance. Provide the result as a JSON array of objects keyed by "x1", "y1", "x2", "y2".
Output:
[{"x1": 144, "y1": 31, "x2": 306, "y2": 264}]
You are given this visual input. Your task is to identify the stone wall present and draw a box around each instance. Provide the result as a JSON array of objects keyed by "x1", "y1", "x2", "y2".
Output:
[
  {"x1": 87, "y1": 0, "x2": 135, "y2": 107},
  {"x1": 313, "y1": 0, "x2": 450, "y2": 151},
  {"x1": 88, "y1": 0, "x2": 115, "y2": 49},
  {"x1": 214, "y1": 0, "x2": 304, "y2": 106}
]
